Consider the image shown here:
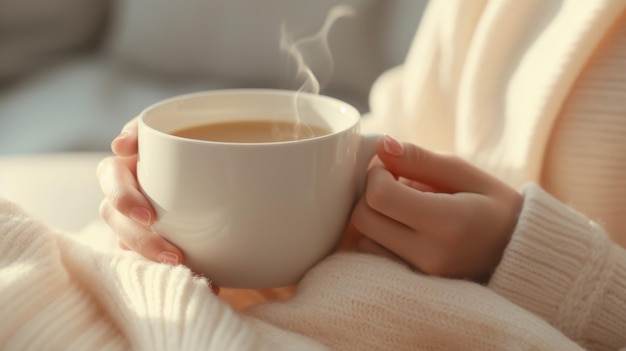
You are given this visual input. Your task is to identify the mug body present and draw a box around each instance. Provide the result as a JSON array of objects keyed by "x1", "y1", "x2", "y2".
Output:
[{"x1": 138, "y1": 89, "x2": 362, "y2": 288}]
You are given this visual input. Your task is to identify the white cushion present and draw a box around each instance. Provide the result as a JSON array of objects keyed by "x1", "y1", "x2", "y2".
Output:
[
  {"x1": 103, "y1": 0, "x2": 384, "y2": 110},
  {"x1": 0, "y1": 152, "x2": 108, "y2": 231},
  {"x1": 0, "y1": 0, "x2": 107, "y2": 82},
  {"x1": 0, "y1": 57, "x2": 230, "y2": 154}
]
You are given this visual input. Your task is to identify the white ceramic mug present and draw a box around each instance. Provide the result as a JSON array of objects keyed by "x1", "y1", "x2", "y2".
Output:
[{"x1": 137, "y1": 89, "x2": 378, "y2": 288}]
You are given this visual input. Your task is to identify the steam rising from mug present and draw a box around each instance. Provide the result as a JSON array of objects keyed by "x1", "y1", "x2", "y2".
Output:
[
  {"x1": 281, "y1": 5, "x2": 355, "y2": 95},
  {"x1": 278, "y1": 5, "x2": 355, "y2": 139}
]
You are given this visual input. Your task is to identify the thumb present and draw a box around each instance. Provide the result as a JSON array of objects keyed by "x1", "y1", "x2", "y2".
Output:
[{"x1": 376, "y1": 135, "x2": 491, "y2": 194}]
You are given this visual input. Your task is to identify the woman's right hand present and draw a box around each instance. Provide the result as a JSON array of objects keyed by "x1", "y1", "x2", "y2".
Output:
[{"x1": 97, "y1": 118, "x2": 184, "y2": 265}]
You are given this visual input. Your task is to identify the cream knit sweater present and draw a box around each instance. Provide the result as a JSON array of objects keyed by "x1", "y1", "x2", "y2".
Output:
[
  {"x1": 364, "y1": 0, "x2": 626, "y2": 248},
  {"x1": 2, "y1": 187, "x2": 623, "y2": 351},
  {"x1": 2, "y1": 0, "x2": 626, "y2": 350}
]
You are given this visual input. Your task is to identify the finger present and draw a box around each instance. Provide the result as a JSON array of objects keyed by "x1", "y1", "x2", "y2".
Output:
[
  {"x1": 350, "y1": 196, "x2": 430, "y2": 261},
  {"x1": 371, "y1": 157, "x2": 440, "y2": 193},
  {"x1": 100, "y1": 199, "x2": 183, "y2": 264},
  {"x1": 352, "y1": 196, "x2": 458, "y2": 275},
  {"x1": 118, "y1": 238, "x2": 130, "y2": 250},
  {"x1": 398, "y1": 177, "x2": 438, "y2": 193},
  {"x1": 97, "y1": 155, "x2": 154, "y2": 226},
  {"x1": 111, "y1": 117, "x2": 139, "y2": 156},
  {"x1": 364, "y1": 164, "x2": 461, "y2": 231},
  {"x1": 377, "y1": 135, "x2": 494, "y2": 194}
]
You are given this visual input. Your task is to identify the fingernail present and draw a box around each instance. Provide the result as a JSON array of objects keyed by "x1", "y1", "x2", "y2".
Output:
[
  {"x1": 111, "y1": 130, "x2": 130, "y2": 146},
  {"x1": 383, "y1": 134, "x2": 404, "y2": 157},
  {"x1": 130, "y1": 207, "x2": 152, "y2": 226},
  {"x1": 157, "y1": 251, "x2": 179, "y2": 265}
]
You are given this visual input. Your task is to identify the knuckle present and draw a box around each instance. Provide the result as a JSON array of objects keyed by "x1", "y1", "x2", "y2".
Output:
[
  {"x1": 96, "y1": 156, "x2": 114, "y2": 179},
  {"x1": 108, "y1": 185, "x2": 136, "y2": 214},
  {"x1": 405, "y1": 144, "x2": 430, "y2": 168},
  {"x1": 131, "y1": 230, "x2": 160, "y2": 260},
  {"x1": 133, "y1": 231, "x2": 149, "y2": 254},
  {"x1": 107, "y1": 187, "x2": 125, "y2": 211},
  {"x1": 98, "y1": 199, "x2": 111, "y2": 220},
  {"x1": 407, "y1": 144, "x2": 424, "y2": 164}
]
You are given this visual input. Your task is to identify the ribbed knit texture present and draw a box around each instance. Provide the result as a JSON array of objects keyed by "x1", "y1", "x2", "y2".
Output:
[
  {"x1": 455, "y1": 0, "x2": 625, "y2": 187},
  {"x1": 250, "y1": 252, "x2": 590, "y2": 350},
  {"x1": 0, "y1": 201, "x2": 126, "y2": 350},
  {"x1": 364, "y1": 0, "x2": 626, "y2": 190},
  {"x1": 489, "y1": 185, "x2": 626, "y2": 350},
  {"x1": 363, "y1": 0, "x2": 626, "y2": 349},
  {"x1": 1, "y1": 198, "x2": 592, "y2": 350},
  {"x1": 0, "y1": 199, "x2": 323, "y2": 351},
  {"x1": 541, "y1": 9, "x2": 626, "y2": 246}
]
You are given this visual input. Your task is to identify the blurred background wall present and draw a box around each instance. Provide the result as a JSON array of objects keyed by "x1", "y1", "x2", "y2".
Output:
[{"x1": 0, "y1": 0, "x2": 427, "y2": 155}]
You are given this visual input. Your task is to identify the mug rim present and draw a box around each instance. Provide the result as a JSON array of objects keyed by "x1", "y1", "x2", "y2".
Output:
[{"x1": 138, "y1": 88, "x2": 361, "y2": 147}]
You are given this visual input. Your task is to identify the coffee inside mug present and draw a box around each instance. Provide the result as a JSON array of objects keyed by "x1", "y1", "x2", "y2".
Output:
[
  {"x1": 171, "y1": 120, "x2": 332, "y2": 143},
  {"x1": 141, "y1": 89, "x2": 358, "y2": 143}
]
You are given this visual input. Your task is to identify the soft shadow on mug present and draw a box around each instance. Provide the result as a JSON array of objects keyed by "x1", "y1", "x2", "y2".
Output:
[{"x1": 137, "y1": 89, "x2": 379, "y2": 289}]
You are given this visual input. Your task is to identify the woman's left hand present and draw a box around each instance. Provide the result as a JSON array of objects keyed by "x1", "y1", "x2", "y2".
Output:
[{"x1": 349, "y1": 135, "x2": 523, "y2": 281}]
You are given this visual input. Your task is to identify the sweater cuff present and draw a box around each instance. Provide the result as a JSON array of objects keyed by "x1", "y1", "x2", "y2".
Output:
[{"x1": 488, "y1": 183, "x2": 624, "y2": 345}]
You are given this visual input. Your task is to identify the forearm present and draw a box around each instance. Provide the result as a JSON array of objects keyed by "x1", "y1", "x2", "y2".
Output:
[{"x1": 488, "y1": 184, "x2": 626, "y2": 350}]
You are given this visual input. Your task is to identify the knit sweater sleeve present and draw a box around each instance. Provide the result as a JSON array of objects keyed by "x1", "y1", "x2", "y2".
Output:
[
  {"x1": 488, "y1": 183, "x2": 626, "y2": 350},
  {"x1": 0, "y1": 198, "x2": 328, "y2": 351}
]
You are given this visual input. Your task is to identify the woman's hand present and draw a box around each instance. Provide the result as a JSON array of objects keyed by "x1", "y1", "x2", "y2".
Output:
[
  {"x1": 350, "y1": 135, "x2": 523, "y2": 281},
  {"x1": 97, "y1": 118, "x2": 184, "y2": 266}
]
